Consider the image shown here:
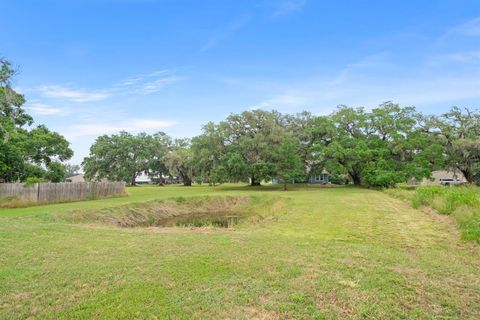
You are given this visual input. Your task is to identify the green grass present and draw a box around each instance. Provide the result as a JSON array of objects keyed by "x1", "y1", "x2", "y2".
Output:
[
  {"x1": 1, "y1": 184, "x2": 480, "y2": 319},
  {"x1": 386, "y1": 185, "x2": 480, "y2": 243}
]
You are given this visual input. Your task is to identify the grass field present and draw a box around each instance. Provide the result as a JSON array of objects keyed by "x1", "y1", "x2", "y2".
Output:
[{"x1": 1, "y1": 185, "x2": 480, "y2": 319}]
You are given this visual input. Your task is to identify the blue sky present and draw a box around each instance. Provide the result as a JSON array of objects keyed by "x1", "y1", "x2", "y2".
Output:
[{"x1": 3, "y1": 0, "x2": 480, "y2": 164}]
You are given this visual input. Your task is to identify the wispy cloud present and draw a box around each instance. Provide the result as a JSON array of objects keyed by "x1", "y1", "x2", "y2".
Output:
[
  {"x1": 272, "y1": 0, "x2": 306, "y2": 17},
  {"x1": 28, "y1": 103, "x2": 69, "y2": 116},
  {"x1": 65, "y1": 118, "x2": 177, "y2": 140},
  {"x1": 116, "y1": 69, "x2": 184, "y2": 95},
  {"x1": 201, "y1": 14, "x2": 252, "y2": 52},
  {"x1": 253, "y1": 49, "x2": 480, "y2": 113},
  {"x1": 448, "y1": 16, "x2": 480, "y2": 37},
  {"x1": 255, "y1": 92, "x2": 308, "y2": 110},
  {"x1": 330, "y1": 52, "x2": 392, "y2": 85},
  {"x1": 429, "y1": 51, "x2": 480, "y2": 65},
  {"x1": 134, "y1": 76, "x2": 182, "y2": 94},
  {"x1": 252, "y1": 53, "x2": 392, "y2": 111},
  {"x1": 38, "y1": 85, "x2": 110, "y2": 102},
  {"x1": 119, "y1": 77, "x2": 143, "y2": 86},
  {"x1": 36, "y1": 68, "x2": 184, "y2": 103}
]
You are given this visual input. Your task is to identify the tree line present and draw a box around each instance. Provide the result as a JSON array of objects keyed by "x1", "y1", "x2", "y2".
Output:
[
  {"x1": 83, "y1": 104, "x2": 480, "y2": 189},
  {"x1": 2, "y1": 57, "x2": 479, "y2": 188}
]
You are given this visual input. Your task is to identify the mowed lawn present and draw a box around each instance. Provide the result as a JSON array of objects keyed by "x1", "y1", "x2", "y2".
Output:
[{"x1": 1, "y1": 185, "x2": 480, "y2": 319}]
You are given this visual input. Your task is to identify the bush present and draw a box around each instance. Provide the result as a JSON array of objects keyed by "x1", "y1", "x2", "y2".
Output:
[
  {"x1": 362, "y1": 168, "x2": 405, "y2": 188},
  {"x1": 328, "y1": 174, "x2": 350, "y2": 185},
  {"x1": 23, "y1": 177, "x2": 47, "y2": 186}
]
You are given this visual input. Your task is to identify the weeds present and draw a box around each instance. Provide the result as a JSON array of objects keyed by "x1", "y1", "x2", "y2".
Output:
[
  {"x1": 411, "y1": 186, "x2": 445, "y2": 209},
  {"x1": 386, "y1": 185, "x2": 480, "y2": 243},
  {"x1": 0, "y1": 196, "x2": 38, "y2": 208}
]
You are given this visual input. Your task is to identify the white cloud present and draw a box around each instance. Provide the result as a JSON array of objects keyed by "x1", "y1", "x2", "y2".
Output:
[
  {"x1": 28, "y1": 103, "x2": 69, "y2": 116},
  {"x1": 65, "y1": 118, "x2": 177, "y2": 140},
  {"x1": 38, "y1": 85, "x2": 110, "y2": 102},
  {"x1": 272, "y1": 0, "x2": 306, "y2": 17},
  {"x1": 201, "y1": 14, "x2": 252, "y2": 52}
]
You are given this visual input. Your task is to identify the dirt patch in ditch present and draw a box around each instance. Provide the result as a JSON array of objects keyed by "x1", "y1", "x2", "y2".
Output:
[{"x1": 58, "y1": 196, "x2": 253, "y2": 228}]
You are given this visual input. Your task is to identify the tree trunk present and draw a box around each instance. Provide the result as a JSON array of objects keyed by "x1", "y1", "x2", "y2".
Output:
[
  {"x1": 183, "y1": 175, "x2": 192, "y2": 186},
  {"x1": 460, "y1": 168, "x2": 475, "y2": 184},
  {"x1": 130, "y1": 173, "x2": 137, "y2": 186},
  {"x1": 283, "y1": 181, "x2": 288, "y2": 191},
  {"x1": 250, "y1": 175, "x2": 261, "y2": 186},
  {"x1": 349, "y1": 171, "x2": 361, "y2": 186}
]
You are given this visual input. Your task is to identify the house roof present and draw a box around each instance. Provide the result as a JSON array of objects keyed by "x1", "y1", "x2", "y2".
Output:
[{"x1": 67, "y1": 174, "x2": 85, "y2": 183}]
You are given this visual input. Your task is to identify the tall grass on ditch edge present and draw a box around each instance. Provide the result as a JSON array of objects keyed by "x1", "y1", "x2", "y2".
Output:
[{"x1": 387, "y1": 185, "x2": 480, "y2": 243}]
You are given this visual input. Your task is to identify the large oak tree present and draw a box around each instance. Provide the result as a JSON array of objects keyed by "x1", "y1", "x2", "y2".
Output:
[{"x1": 0, "y1": 59, "x2": 73, "y2": 182}]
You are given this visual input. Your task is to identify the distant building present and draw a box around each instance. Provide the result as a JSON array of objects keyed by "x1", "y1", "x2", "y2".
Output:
[
  {"x1": 135, "y1": 172, "x2": 153, "y2": 184},
  {"x1": 307, "y1": 170, "x2": 330, "y2": 184},
  {"x1": 409, "y1": 169, "x2": 468, "y2": 186},
  {"x1": 272, "y1": 170, "x2": 329, "y2": 185},
  {"x1": 65, "y1": 174, "x2": 85, "y2": 183},
  {"x1": 134, "y1": 173, "x2": 178, "y2": 184},
  {"x1": 423, "y1": 169, "x2": 467, "y2": 186},
  {"x1": 65, "y1": 174, "x2": 109, "y2": 183}
]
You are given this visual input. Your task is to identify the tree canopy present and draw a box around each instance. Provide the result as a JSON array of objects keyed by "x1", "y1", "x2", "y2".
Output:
[
  {"x1": 163, "y1": 139, "x2": 195, "y2": 186},
  {"x1": 0, "y1": 59, "x2": 73, "y2": 182},
  {"x1": 188, "y1": 104, "x2": 448, "y2": 188},
  {"x1": 430, "y1": 107, "x2": 480, "y2": 184},
  {"x1": 4, "y1": 57, "x2": 477, "y2": 189},
  {"x1": 190, "y1": 110, "x2": 287, "y2": 186},
  {"x1": 82, "y1": 131, "x2": 172, "y2": 185},
  {"x1": 81, "y1": 103, "x2": 478, "y2": 188}
]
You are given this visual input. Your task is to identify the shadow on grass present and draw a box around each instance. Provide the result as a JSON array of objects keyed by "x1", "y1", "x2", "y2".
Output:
[{"x1": 213, "y1": 183, "x2": 351, "y2": 192}]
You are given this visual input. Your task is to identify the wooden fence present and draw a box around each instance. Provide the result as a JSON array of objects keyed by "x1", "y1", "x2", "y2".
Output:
[{"x1": 0, "y1": 182, "x2": 126, "y2": 203}]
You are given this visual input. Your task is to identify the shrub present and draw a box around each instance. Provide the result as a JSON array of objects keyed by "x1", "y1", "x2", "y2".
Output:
[
  {"x1": 23, "y1": 177, "x2": 47, "y2": 186},
  {"x1": 362, "y1": 168, "x2": 405, "y2": 188}
]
